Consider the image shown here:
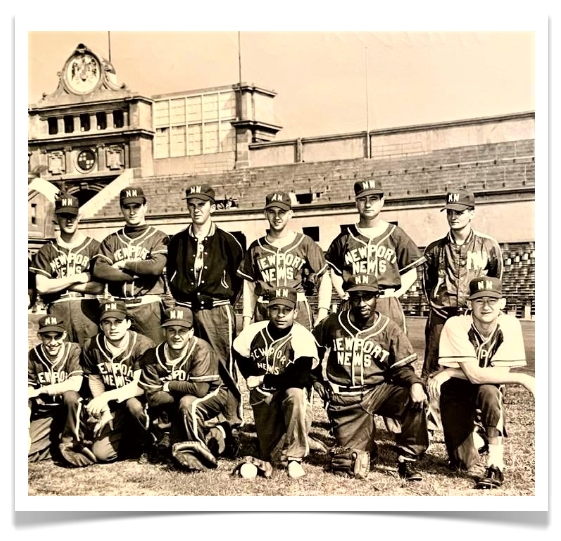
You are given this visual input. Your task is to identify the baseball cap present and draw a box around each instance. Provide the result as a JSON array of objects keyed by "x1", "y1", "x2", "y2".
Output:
[
  {"x1": 343, "y1": 273, "x2": 380, "y2": 294},
  {"x1": 467, "y1": 276, "x2": 503, "y2": 300},
  {"x1": 38, "y1": 315, "x2": 66, "y2": 334},
  {"x1": 55, "y1": 194, "x2": 80, "y2": 216},
  {"x1": 265, "y1": 191, "x2": 292, "y2": 211},
  {"x1": 120, "y1": 187, "x2": 146, "y2": 206},
  {"x1": 441, "y1": 189, "x2": 475, "y2": 212},
  {"x1": 161, "y1": 307, "x2": 194, "y2": 329},
  {"x1": 268, "y1": 288, "x2": 298, "y2": 309},
  {"x1": 354, "y1": 179, "x2": 384, "y2": 198},
  {"x1": 99, "y1": 300, "x2": 128, "y2": 322},
  {"x1": 184, "y1": 184, "x2": 216, "y2": 203}
]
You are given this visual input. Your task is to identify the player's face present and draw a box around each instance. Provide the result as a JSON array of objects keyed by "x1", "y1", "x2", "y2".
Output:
[
  {"x1": 164, "y1": 325, "x2": 194, "y2": 350},
  {"x1": 268, "y1": 304, "x2": 297, "y2": 329},
  {"x1": 121, "y1": 203, "x2": 148, "y2": 226},
  {"x1": 187, "y1": 198, "x2": 214, "y2": 226},
  {"x1": 470, "y1": 296, "x2": 506, "y2": 325},
  {"x1": 100, "y1": 317, "x2": 131, "y2": 343},
  {"x1": 265, "y1": 208, "x2": 292, "y2": 232},
  {"x1": 356, "y1": 195, "x2": 384, "y2": 221},
  {"x1": 446, "y1": 208, "x2": 474, "y2": 230},
  {"x1": 39, "y1": 331, "x2": 66, "y2": 357},
  {"x1": 56, "y1": 213, "x2": 80, "y2": 235},
  {"x1": 349, "y1": 290, "x2": 379, "y2": 320}
]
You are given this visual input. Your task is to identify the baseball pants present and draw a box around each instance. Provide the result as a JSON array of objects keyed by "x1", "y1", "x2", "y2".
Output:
[
  {"x1": 440, "y1": 379, "x2": 505, "y2": 470},
  {"x1": 327, "y1": 383, "x2": 429, "y2": 459},
  {"x1": 125, "y1": 299, "x2": 164, "y2": 345},
  {"x1": 422, "y1": 310, "x2": 449, "y2": 379},
  {"x1": 256, "y1": 298, "x2": 313, "y2": 330},
  {"x1": 28, "y1": 390, "x2": 82, "y2": 462},
  {"x1": 48, "y1": 299, "x2": 100, "y2": 346},
  {"x1": 250, "y1": 387, "x2": 310, "y2": 462}
]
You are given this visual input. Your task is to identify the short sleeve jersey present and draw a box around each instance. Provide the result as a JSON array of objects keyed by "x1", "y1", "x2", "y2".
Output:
[
  {"x1": 326, "y1": 223, "x2": 423, "y2": 289},
  {"x1": 438, "y1": 313, "x2": 526, "y2": 369},
  {"x1": 237, "y1": 233, "x2": 328, "y2": 296},
  {"x1": 313, "y1": 311, "x2": 417, "y2": 387}
]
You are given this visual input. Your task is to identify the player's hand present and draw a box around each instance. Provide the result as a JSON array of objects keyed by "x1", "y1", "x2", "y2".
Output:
[
  {"x1": 28, "y1": 387, "x2": 41, "y2": 399},
  {"x1": 92, "y1": 408, "x2": 114, "y2": 438},
  {"x1": 246, "y1": 376, "x2": 263, "y2": 390},
  {"x1": 409, "y1": 383, "x2": 427, "y2": 409},
  {"x1": 427, "y1": 371, "x2": 451, "y2": 401},
  {"x1": 112, "y1": 260, "x2": 127, "y2": 270},
  {"x1": 87, "y1": 396, "x2": 109, "y2": 418},
  {"x1": 76, "y1": 271, "x2": 91, "y2": 284}
]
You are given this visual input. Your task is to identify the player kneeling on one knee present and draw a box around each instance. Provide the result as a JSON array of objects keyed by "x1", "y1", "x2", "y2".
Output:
[
  {"x1": 132, "y1": 307, "x2": 233, "y2": 471},
  {"x1": 428, "y1": 277, "x2": 535, "y2": 489},
  {"x1": 312, "y1": 274, "x2": 429, "y2": 481},
  {"x1": 233, "y1": 288, "x2": 320, "y2": 479}
]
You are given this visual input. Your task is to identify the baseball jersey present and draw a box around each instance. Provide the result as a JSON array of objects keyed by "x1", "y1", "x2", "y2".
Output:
[
  {"x1": 438, "y1": 314, "x2": 526, "y2": 369},
  {"x1": 423, "y1": 230, "x2": 503, "y2": 318},
  {"x1": 233, "y1": 321, "x2": 319, "y2": 392},
  {"x1": 326, "y1": 223, "x2": 423, "y2": 289},
  {"x1": 94, "y1": 225, "x2": 169, "y2": 298},
  {"x1": 167, "y1": 223, "x2": 244, "y2": 304},
  {"x1": 30, "y1": 237, "x2": 101, "y2": 305},
  {"x1": 28, "y1": 342, "x2": 83, "y2": 403},
  {"x1": 312, "y1": 311, "x2": 419, "y2": 388},
  {"x1": 81, "y1": 330, "x2": 155, "y2": 391},
  {"x1": 238, "y1": 233, "x2": 328, "y2": 296},
  {"x1": 139, "y1": 337, "x2": 223, "y2": 398}
]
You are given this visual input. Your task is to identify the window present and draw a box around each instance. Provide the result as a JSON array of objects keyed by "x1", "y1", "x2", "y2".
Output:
[
  {"x1": 47, "y1": 118, "x2": 58, "y2": 135},
  {"x1": 64, "y1": 116, "x2": 74, "y2": 133},
  {"x1": 96, "y1": 112, "x2": 107, "y2": 130},
  {"x1": 80, "y1": 114, "x2": 90, "y2": 132},
  {"x1": 30, "y1": 203, "x2": 37, "y2": 225},
  {"x1": 295, "y1": 193, "x2": 313, "y2": 205},
  {"x1": 113, "y1": 110, "x2": 124, "y2": 128},
  {"x1": 302, "y1": 226, "x2": 320, "y2": 242}
]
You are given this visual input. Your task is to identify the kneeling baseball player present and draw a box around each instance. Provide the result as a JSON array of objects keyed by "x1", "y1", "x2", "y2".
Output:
[
  {"x1": 428, "y1": 276, "x2": 535, "y2": 489},
  {"x1": 312, "y1": 274, "x2": 429, "y2": 481},
  {"x1": 232, "y1": 288, "x2": 320, "y2": 479},
  {"x1": 132, "y1": 307, "x2": 233, "y2": 471}
]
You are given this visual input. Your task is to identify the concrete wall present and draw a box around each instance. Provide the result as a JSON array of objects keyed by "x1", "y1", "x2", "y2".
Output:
[
  {"x1": 303, "y1": 136, "x2": 365, "y2": 162},
  {"x1": 153, "y1": 151, "x2": 236, "y2": 176},
  {"x1": 250, "y1": 143, "x2": 295, "y2": 167}
]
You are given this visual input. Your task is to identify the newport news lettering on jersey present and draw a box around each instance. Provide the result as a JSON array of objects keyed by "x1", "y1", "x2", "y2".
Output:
[
  {"x1": 343, "y1": 244, "x2": 397, "y2": 275},
  {"x1": 332, "y1": 336, "x2": 390, "y2": 368},
  {"x1": 256, "y1": 252, "x2": 306, "y2": 282}
]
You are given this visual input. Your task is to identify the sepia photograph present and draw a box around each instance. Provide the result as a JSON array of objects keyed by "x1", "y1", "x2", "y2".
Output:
[{"x1": 17, "y1": 14, "x2": 547, "y2": 515}]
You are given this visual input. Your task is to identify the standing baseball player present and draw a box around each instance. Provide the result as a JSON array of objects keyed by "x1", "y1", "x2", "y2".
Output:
[
  {"x1": 81, "y1": 300, "x2": 155, "y2": 462},
  {"x1": 30, "y1": 194, "x2": 104, "y2": 345},
  {"x1": 28, "y1": 315, "x2": 83, "y2": 462},
  {"x1": 232, "y1": 288, "x2": 320, "y2": 479},
  {"x1": 238, "y1": 191, "x2": 332, "y2": 331},
  {"x1": 428, "y1": 277, "x2": 534, "y2": 489},
  {"x1": 167, "y1": 183, "x2": 244, "y2": 431},
  {"x1": 312, "y1": 273, "x2": 429, "y2": 481},
  {"x1": 130, "y1": 307, "x2": 232, "y2": 469},
  {"x1": 92, "y1": 187, "x2": 169, "y2": 345}
]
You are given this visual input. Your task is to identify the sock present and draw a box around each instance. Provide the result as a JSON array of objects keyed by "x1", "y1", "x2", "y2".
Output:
[{"x1": 487, "y1": 442, "x2": 504, "y2": 471}]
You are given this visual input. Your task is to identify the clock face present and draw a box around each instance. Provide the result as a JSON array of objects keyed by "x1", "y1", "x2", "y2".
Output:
[
  {"x1": 76, "y1": 149, "x2": 96, "y2": 172},
  {"x1": 65, "y1": 53, "x2": 101, "y2": 94}
]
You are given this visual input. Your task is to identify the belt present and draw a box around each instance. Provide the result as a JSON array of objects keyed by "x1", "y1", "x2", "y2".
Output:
[
  {"x1": 113, "y1": 295, "x2": 162, "y2": 306},
  {"x1": 177, "y1": 298, "x2": 230, "y2": 310},
  {"x1": 51, "y1": 293, "x2": 97, "y2": 303},
  {"x1": 258, "y1": 292, "x2": 307, "y2": 303},
  {"x1": 329, "y1": 382, "x2": 369, "y2": 396}
]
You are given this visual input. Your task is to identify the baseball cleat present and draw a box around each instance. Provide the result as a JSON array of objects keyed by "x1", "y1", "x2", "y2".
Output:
[
  {"x1": 475, "y1": 465, "x2": 504, "y2": 489},
  {"x1": 308, "y1": 435, "x2": 329, "y2": 454},
  {"x1": 288, "y1": 460, "x2": 306, "y2": 479},
  {"x1": 397, "y1": 460, "x2": 423, "y2": 481}
]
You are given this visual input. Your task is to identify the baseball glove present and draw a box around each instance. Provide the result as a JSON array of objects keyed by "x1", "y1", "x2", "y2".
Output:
[
  {"x1": 330, "y1": 446, "x2": 370, "y2": 479},
  {"x1": 59, "y1": 441, "x2": 97, "y2": 468},
  {"x1": 232, "y1": 455, "x2": 273, "y2": 478},
  {"x1": 171, "y1": 441, "x2": 218, "y2": 471}
]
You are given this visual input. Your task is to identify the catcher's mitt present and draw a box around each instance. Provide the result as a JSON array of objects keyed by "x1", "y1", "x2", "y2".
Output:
[
  {"x1": 171, "y1": 441, "x2": 218, "y2": 471},
  {"x1": 232, "y1": 455, "x2": 273, "y2": 479},
  {"x1": 59, "y1": 441, "x2": 97, "y2": 468},
  {"x1": 330, "y1": 446, "x2": 370, "y2": 479}
]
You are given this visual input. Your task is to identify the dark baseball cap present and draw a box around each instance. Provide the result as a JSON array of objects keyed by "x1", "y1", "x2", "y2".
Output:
[
  {"x1": 268, "y1": 288, "x2": 298, "y2": 309},
  {"x1": 467, "y1": 276, "x2": 503, "y2": 300},
  {"x1": 354, "y1": 179, "x2": 384, "y2": 198},
  {"x1": 120, "y1": 187, "x2": 146, "y2": 206},
  {"x1": 55, "y1": 194, "x2": 80, "y2": 215},
  {"x1": 100, "y1": 300, "x2": 128, "y2": 322},
  {"x1": 38, "y1": 315, "x2": 66, "y2": 334},
  {"x1": 343, "y1": 273, "x2": 380, "y2": 294},
  {"x1": 265, "y1": 191, "x2": 292, "y2": 211},
  {"x1": 161, "y1": 307, "x2": 194, "y2": 329},
  {"x1": 441, "y1": 189, "x2": 475, "y2": 212},
  {"x1": 184, "y1": 184, "x2": 216, "y2": 203}
]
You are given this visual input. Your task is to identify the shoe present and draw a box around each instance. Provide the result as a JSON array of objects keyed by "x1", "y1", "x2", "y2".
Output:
[
  {"x1": 288, "y1": 460, "x2": 306, "y2": 479},
  {"x1": 223, "y1": 425, "x2": 241, "y2": 459},
  {"x1": 384, "y1": 417, "x2": 402, "y2": 434},
  {"x1": 397, "y1": 460, "x2": 423, "y2": 481},
  {"x1": 308, "y1": 435, "x2": 329, "y2": 454},
  {"x1": 476, "y1": 465, "x2": 504, "y2": 489}
]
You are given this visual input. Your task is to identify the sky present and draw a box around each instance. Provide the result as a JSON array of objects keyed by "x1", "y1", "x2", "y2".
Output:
[{"x1": 27, "y1": 30, "x2": 536, "y2": 141}]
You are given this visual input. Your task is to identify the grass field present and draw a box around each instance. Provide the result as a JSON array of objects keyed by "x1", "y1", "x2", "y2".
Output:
[{"x1": 26, "y1": 315, "x2": 536, "y2": 497}]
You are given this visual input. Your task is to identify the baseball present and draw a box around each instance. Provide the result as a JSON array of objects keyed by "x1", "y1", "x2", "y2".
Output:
[{"x1": 240, "y1": 463, "x2": 258, "y2": 479}]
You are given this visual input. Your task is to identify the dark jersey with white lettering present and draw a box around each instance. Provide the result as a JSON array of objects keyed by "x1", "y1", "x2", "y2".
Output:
[
  {"x1": 313, "y1": 311, "x2": 421, "y2": 388},
  {"x1": 423, "y1": 230, "x2": 503, "y2": 318},
  {"x1": 326, "y1": 223, "x2": 423, "y2": 289},
  {"x1": 81, "y1": 330, "x2": 155, "y2": 390},
  {"x1": 139, "y1": 337, "x2": 223, "y2": 398},
  {"x1": 238, "y1": 233, "x2": 328, "y2": 296},
  {"x1": 30, "y1": 237, "x2": 100, "y2": 304}
]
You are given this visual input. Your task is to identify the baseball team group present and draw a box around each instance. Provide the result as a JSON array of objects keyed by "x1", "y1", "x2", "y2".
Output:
[{"x1": 27, "y1": 178, "x2": 535, "y2": 489}]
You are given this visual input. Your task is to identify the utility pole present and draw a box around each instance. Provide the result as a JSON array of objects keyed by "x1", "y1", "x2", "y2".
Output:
[
  {"x1": 365, "y1": 46, "x2": 371, "y2": 159},
  {"x1": 108, "y1": 31, "x2": 112, "y2": 62}
]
